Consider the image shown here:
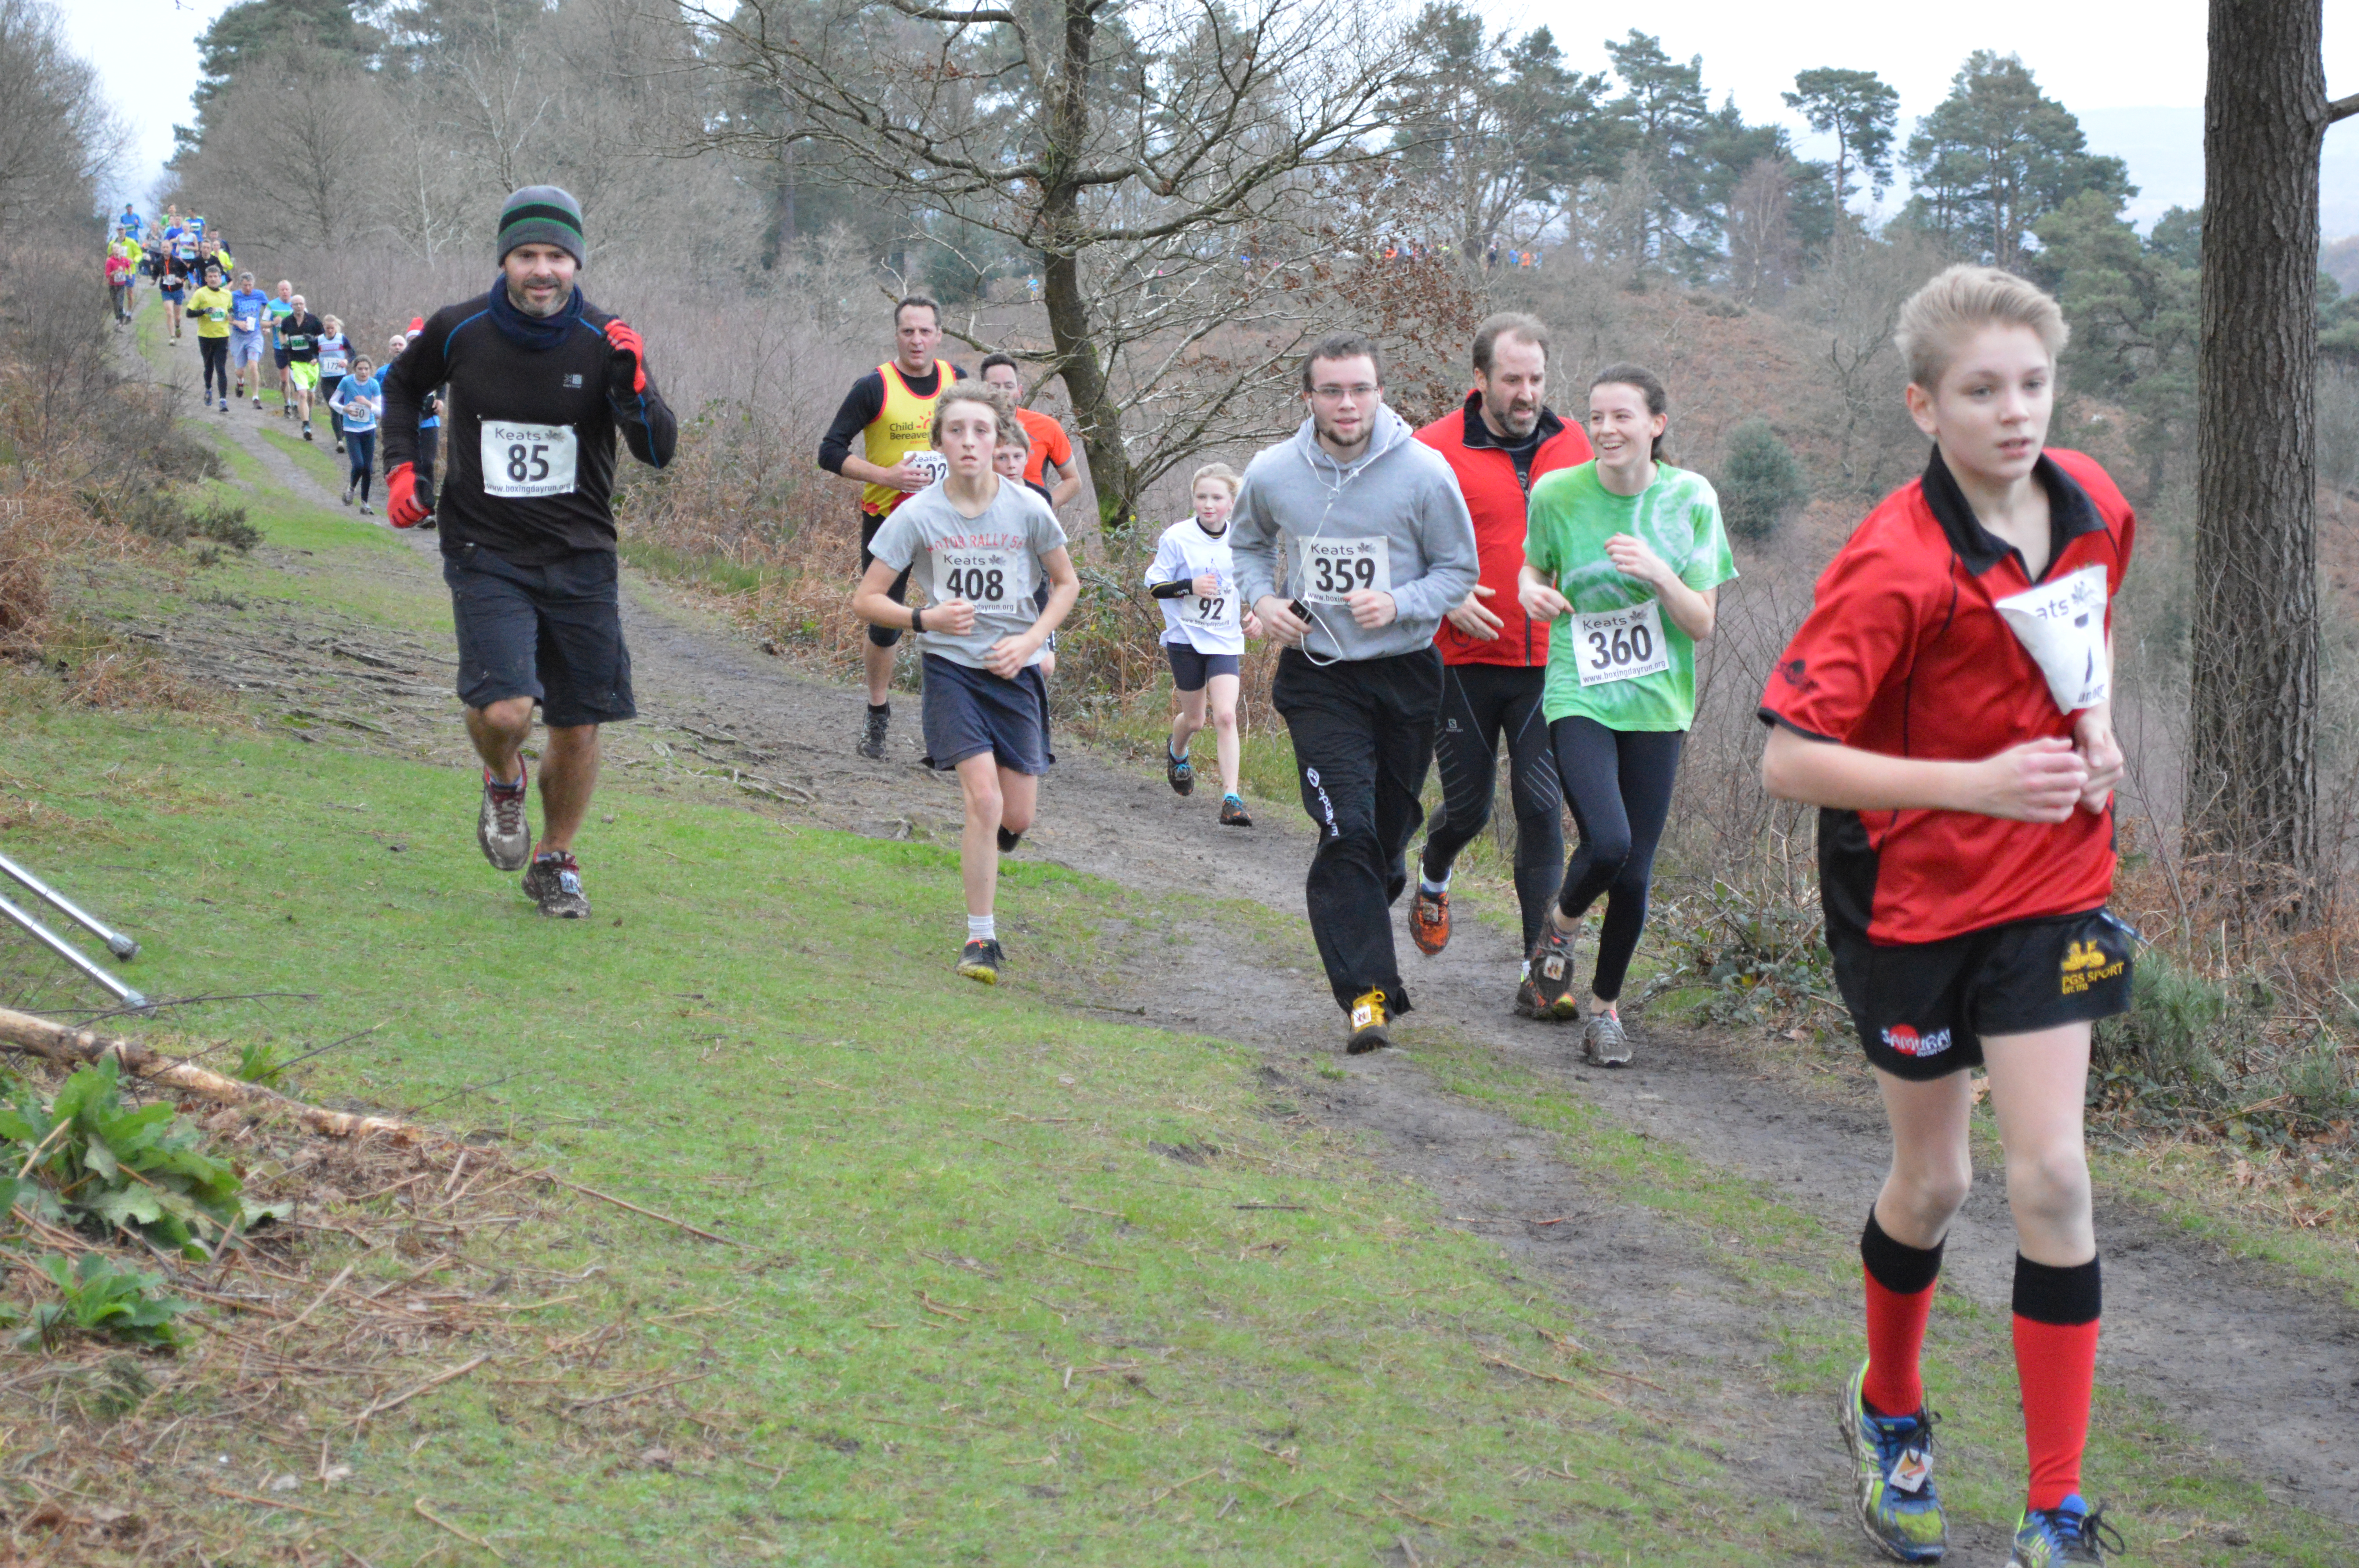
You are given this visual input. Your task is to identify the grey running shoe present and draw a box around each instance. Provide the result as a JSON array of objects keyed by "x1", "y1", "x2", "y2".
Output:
[
  {"x1": 1527, "y1": 922, "x2": 1581, "y2": 1020},
  {"x1": 1583, "y1": 1010, "x2": 1633, "y2": 1066},
  {"x1": 522, "y1": 851, "x2": 590, "y2": 918},
  {"x1": 476, "y1": 767, "x2": 531, "y2": 871},
  {"x1": 958, "y1": 938, "x2": 1003, "y2": 984},
  {"x1": 859, "y1": 705, "x2": 890, "y2": 760}
]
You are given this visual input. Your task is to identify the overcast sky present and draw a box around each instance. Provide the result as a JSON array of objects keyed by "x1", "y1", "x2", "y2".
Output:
[{"x1": 62, "y1": 0, "x2": 2359, "y2": 230}]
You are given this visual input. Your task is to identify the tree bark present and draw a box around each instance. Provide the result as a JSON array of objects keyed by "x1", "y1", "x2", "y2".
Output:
[{"x1": 2186, "y1": 0, "x2": 2330, "y2": 895}]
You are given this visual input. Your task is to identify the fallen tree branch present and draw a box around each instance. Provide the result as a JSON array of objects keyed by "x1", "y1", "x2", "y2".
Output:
[{"x1": 0, "y1": 1006, "x2": 429, "y2": 1145}]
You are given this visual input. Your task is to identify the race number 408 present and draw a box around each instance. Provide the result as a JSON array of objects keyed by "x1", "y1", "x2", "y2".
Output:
[{"x1": 479, "y1": 421, "x2": 580, "y2": 499}]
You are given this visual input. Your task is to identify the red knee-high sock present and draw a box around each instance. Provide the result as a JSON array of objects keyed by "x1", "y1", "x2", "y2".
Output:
[
  {"x1": 1860, "y1": 1208, "x2": 1943, "y2": 1416},
  {"x1": 2012, "y1": 1254, "x2": 2102, "y2": 1511}
]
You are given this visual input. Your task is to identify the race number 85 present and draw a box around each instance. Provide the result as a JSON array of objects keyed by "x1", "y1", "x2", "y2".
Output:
[{"x1": 506, "y1": 444, "x2": 552, "y2": 484}]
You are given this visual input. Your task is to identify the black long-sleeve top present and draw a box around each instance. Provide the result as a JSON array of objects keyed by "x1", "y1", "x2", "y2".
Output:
[{"x1": 382, "y1": 290, "x2": 676, "y2": 563}]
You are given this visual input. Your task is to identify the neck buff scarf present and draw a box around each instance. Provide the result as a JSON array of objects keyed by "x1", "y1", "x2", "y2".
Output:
[{"x1": 487, "y1": 275, "x2": 586, "y2": 350}]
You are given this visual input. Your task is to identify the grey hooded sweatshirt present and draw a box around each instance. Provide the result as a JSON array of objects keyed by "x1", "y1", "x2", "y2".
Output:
[{"x1": 1230, "y1": 405, "x2": 1479, "y2": 663}]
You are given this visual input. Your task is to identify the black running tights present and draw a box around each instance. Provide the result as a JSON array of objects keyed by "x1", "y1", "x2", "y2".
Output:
[
  {"x1": 198, "y1": 336, "x2": 229, "y2": 403},
  {"x1": 1550, "y1": 716, "x2": 1684, "y2": 1002},
  {"x1": 1419, "y1": 662, "x2": 1564, "y2": 951}
]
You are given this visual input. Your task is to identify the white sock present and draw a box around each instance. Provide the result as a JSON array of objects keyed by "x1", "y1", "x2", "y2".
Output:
[
  {"x1": 1519, "y1": 958, "x2": 1530, "y2": 981},
  {"x1": 968, "y1": 914, "x2": 996, "y2": 942},
  {"x1": 1420, "y1": 875, "x2": 1449, "y2": 896}
]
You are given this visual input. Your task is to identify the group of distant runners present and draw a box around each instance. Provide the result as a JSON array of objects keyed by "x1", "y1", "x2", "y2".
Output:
[
  {"x1": 106, "y1": 203, "x2": 444, "y2": 517},
  {"x1": 206, "y1": 178, "x2": 2128, "y2": 1567}
]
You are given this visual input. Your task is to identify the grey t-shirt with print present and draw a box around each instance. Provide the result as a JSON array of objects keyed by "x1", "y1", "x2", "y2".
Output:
[{"x1": 864, "y1": 478, "x2": 1068, "y2": 671}]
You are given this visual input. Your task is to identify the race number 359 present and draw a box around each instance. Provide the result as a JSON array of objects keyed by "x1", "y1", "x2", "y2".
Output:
[
  {"x1": 480, "y1": 421, "x2": 580, "y2": 499},
  {"x1": 1298, "y1": 537, "x2": 1391, "y2": 606}
]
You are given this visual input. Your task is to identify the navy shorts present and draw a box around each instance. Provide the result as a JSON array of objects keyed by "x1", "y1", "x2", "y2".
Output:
[
  {"x1": 443, "y1": 543, "x2": 636, "y2": 728},
  {"x1": 860, "y1": 512, "x2": 914, "y2": 649},
  {"x1": 1165, "y1": 641, "x2": 1241, "y2": 691},
  {"x1": 1830, "y1": 907, "x2": 2136, "y2": 1081},
  {"x1": 920, "y1": 653, "x2": 1051, "y2": 774}
]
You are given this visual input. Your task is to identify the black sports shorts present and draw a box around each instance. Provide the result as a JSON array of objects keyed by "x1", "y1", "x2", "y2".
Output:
[
  {"x1": 442, "y1": 542, "x2": 636, "y2": 728},
  {"x1": 1830, "y1": 907, "x2": 2136, "y2": 1080},
  {"x1": 919, "y1": 653, "x2": 1051, "y2": 774},
  {"x1": 859, "y1": 511, "x2": 914, "y2": 649},
  {"x1": 1165, "y1": 641, "x2": 1240, "y2": 691}
]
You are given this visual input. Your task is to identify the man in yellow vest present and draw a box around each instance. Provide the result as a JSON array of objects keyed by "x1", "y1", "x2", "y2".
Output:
[{"x1": 818, "y1": 294, "x2": 965, "y2": 759}]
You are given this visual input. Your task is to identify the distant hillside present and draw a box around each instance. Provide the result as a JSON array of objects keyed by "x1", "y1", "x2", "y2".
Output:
[
  {"x1": 2327, "y1": 236, "x2": 2359, "y2": 298},
  {"x1": 2076, "y1": 107, "x2": 2359, "y2": 239}
]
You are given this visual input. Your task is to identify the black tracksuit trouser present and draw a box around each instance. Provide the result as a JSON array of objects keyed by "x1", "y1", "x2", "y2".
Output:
[
  {"x1": 1419, "y1": 661, "x2": 1565, "y2": 951},
  {"x1": 1271, "y1": 644, "x2": 1443, "y2": 1016}
]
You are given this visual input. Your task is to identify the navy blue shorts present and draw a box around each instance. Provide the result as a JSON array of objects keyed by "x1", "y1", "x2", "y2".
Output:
[
  {"x1": 1165, "y1": 641, "x2": 1241, "y2": 691},
  {"x1": 920, "y1": 653, "x2": 1052, "y2": 774},
  {"x1": 443, "y1": 543, "x2": 636, "y2": 729}
]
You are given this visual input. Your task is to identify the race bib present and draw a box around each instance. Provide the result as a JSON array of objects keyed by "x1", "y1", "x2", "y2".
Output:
[
  {"x1": 905, "y1": 451, "x2": 949, "y2": 486},
  {"x1": 1574, "y1": 599, "x2": 1671, "y2": 687},
  {"x1": 1995, "y1": 563, "x2": 2109, "y2": 713},
  {"x1": 480, "y1": 421, "x2": 579, "y2": 499},
  {"x1": 1179, "y1": 581, "x2": 1235, "y2": 626},
  {"x1": 234, "y1": 316, "x2": 255, "y2": 332},
  {"x1": 932, "y1": 544, "x2": 1024, "y2": 615},
  {"x1": 1298, "y1": 536, "x2": 1390, "y2": 606},
  {"x1": 320, "y1": 353, "x2": 348, "y2": 375}
]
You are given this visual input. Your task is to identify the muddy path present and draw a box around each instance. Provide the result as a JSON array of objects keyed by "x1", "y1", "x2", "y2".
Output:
[{"x1": 178, "y1": 372, "x2": 2359, "y2": 1546}]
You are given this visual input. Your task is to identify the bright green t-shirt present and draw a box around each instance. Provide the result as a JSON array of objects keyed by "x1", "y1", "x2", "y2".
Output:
[
  {"x1": 186, "y1": 286, "x2": 234, "y2": 337},
  {"x1": 1524, "y1": 461, "x2": 1737, "y2": 731}
]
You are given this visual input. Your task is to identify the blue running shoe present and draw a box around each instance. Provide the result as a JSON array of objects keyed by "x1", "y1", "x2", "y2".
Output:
[
  {"x1": 1837, "y1": 1360, "x2": 1946, "y2": 1562},
  {"x1": 2008, "y1": 1495, "x2": 2123, "y2": 1567}
]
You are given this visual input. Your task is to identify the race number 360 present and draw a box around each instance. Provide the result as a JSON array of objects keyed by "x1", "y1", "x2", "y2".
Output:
[{"x1": 480, "y1": 421, "x2": 580, "y2": 499}]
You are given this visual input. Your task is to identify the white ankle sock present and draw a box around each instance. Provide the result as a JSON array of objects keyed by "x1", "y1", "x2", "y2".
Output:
[
  {"x1": 968, "y1": 914, "x2": 996, "y2": 942},
  {"x1": 1420, "y1": 875, "x2": 1449, "y2": 896}
]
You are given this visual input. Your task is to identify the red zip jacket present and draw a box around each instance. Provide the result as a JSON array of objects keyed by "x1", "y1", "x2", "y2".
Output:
[{"x1": 1415, "y1": 391, "x2": 1593, "y2": 668}]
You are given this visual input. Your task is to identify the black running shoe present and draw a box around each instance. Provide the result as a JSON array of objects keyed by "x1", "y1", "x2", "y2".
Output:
[
  {"x1": 1219, "y1": 793, "x2": 1251, "y2": 827},
  {"x1": 521, "y1": 850, "x2": 590, "y2": 918},
  {"x1": 302, "y1": 423, "x2": 313, "y2": 441},
  {"x1": 957, "y1": 938, "x2": 1003, "y2": 984},
  {"x1": 996, "y1": 826, "x2": 1022, "y2": 853},
  {"x1": 859, "y1": 705, "x2": 890, "y2": 760},
  {"x1": 1166, "y1": 746, "x2": 1194, "y2": 796}
]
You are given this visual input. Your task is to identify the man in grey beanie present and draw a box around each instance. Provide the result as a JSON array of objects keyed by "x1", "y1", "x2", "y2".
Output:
[{"x1": 381, "y1": 185, "x2": 677, "y2": 919}]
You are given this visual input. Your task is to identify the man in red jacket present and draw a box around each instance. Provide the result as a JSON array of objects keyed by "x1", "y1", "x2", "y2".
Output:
[{"x1": 1407, "y1": 313, "x2": 1594, "y2": 1013}]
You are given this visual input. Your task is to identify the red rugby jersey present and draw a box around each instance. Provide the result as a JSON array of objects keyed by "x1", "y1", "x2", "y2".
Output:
[{"x1": 1759, "y1": 448, "x2": 2135, "y2": 946}]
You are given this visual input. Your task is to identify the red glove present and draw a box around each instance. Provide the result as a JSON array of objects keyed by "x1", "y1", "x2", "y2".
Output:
[
  {"x1": 386, "y1": 463, "x2": 434, "y2": 529},
  {"x1": 603, "y1": 318, "x2": 647, "y2": 396}
]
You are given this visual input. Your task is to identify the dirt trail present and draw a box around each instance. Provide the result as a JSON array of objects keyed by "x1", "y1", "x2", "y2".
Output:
[{"x1": 185, "y1": 372, "x2": 2359, "y2": 1546}]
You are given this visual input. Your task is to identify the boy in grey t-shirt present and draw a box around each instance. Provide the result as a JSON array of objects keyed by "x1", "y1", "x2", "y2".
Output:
[{"x1": 852, "y1": 387, "x2": 1081, "y2": 986}]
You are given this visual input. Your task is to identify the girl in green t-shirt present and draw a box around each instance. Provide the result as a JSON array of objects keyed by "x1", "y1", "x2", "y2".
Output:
[{"x1": 1515, "y1": 364, "x2": 1737, "y2": 1063}]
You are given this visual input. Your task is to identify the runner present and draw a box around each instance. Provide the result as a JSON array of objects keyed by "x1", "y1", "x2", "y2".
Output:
[
  {"x1": 990, "y1": 427, "x2": 1060, "y2": 679},
  {"x1": 317, "y1": 318, "x2": 353, "y2": 452},
  {"x1": 1147, "y1": 463, "x2": 1255, "y2": 826},
  {"x1": 228, "y1": 272, "x2": 270, "y2": 405},
  {"x1": 380, "y1": 184, "x2": 676, "y2": 918},
  {"x1": 1231, "y1": 333, "x2": 1479, "y2": 1053},
  {"x1": 1759, "y1": 266, "x2": 2133, "y2": 1568},
  {"x1": 105, "y1": 243, "x2": 133, "y2": 325},
  {"x1": 185, "y1": 264, "x2": 236, "y2": 413},
  {"x1": 1516, "y1": 365, "x2": 1735, "y2": 1061},
  {"x1": 1405, "y1": 312, "x2": 1593, "y2": 1001},
  {"x1": 817, "y1": 295, "x2": 966, "y2": 759},
  {"x1": 386, "y1": 331, "x2": 442, "y2": 530},
  {"x1": 116, "y1": 203, "x2": 140, "y2": 241},
  {"x1": 279, "y1": 294, "x2": 326, "y2": 440},
  {"x1": 976, "y1": 354, "x2": 1082, "y2": 510},
  {"x1": 851, "y1": 384, "x2": 1078, "y2": 983},
  {"x1": 156, "y1": 256, "x2": 186, "y2": 343},
  {"x1": 267, "y1": 282, "x2": 296, "y2": 410},
  {"x1": 329, "y1": 355, "x2": 380, "y2": 513}
]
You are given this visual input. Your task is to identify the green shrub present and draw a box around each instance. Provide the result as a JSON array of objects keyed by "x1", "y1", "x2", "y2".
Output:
[
  {"x1": 5, "y1": 1252, "x2": 191, "y2": 1352},
  {"x1": 1716, "y1": 417, "x2": 1810, "y2": 541},
  {"x1": 2097, "y1": 952, "x2": 2227, "y2": 1087}
]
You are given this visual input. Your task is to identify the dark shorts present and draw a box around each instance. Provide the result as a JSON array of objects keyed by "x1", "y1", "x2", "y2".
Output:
[
  {"x1": 920, "y1": 653, "x2": 1052, "y2": 774},
  {"x1": 273, "y1": 346, "x2": 291, "y2": 367},
  {"x1": 442, "y1": 543, "x2": 636, "y2": 728},
  {"x1": 1165, "y1": 642, "x2": 1241, "y2": 691},
  {"x1": 859, "y1": 511, "x2": 914, "y2": 650},
  {"x1": 1832, "y1": 907, "x2": 2136, "y2": 1080}
]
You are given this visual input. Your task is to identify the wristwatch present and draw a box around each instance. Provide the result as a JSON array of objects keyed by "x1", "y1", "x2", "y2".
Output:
[{"x1": 910, "y1": 606, "x2": 925, "y2": 634}]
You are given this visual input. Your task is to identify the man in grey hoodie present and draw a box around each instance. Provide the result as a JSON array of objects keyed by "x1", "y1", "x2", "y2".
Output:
[{"x1": 1233, "y1": 332, "x2": 1480, "y2": 1053}]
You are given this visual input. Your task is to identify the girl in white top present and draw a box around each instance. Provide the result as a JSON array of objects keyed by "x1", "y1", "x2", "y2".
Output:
[{"x1": 1147, "y1": 464, "x2": 1258, "y2": 825}]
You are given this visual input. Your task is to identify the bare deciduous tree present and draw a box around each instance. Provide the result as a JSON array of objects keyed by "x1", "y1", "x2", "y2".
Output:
[{"x1": 0, "y1": 0, "x2": 127, "y2": 232}]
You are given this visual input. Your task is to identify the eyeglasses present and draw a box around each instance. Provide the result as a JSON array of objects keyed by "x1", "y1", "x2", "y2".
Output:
[{"x1": 1310, "y1": 384, "x2": 1381, "y2": 402}]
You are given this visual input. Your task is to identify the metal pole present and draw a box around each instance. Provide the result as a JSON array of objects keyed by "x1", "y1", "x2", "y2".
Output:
[
  {"x1": 0, "y1": 850, "x2": 137, "y2": 960},
  {"x1": 0, "y1": 890, "x2": 148, "y2": 1012}
]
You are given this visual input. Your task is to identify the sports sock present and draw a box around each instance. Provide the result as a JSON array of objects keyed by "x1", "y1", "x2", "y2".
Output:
[
  {"x1": 967, "y1": 914, "x2": 996, "y2": 943},
  {"x1": 1419, "y1": 875, "x2": 1449, "y2": 897},
  {"x1": 2012, "y1": 1254, "x2": 2101, "y2": 1511},
  {"x1": 486, "y1": 764, "x2": 525, "y2": 794},
  {"x1": 868, "y1": 701, "x2": 889, "y2": 716},
  {"x1": 1860, "y1": 1208, "x2": 1945, "y2": 1417},
  {"x1": 996, "y1": 826, "x2": 1021, "y2": 853}
]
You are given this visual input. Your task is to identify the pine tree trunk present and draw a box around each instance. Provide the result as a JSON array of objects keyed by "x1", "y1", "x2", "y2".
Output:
[{"x1": 2186, "y1": 0, "x2": 2331, "y2": 898}]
